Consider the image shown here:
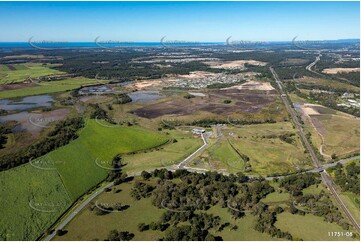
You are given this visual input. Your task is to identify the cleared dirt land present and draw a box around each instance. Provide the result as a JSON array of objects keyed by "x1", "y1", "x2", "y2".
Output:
[
  {"x1": 297, "y1": 103, "x2": 359, "y2": 158},
  {"x1": 223, "y1": 80, "x2": 274, "y2": 91},
  {"x1": 133, "y1": 87, "x2": 284, "y2": 122},
  {"x1": 205, "y1": 59, "x2": 267, "y2": 70},
  {"x1": 322, "y1": 68, "x2": 360, "y2": 74}
]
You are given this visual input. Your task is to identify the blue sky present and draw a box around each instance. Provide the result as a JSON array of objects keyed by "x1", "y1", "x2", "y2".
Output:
[{"x1": 0, "y1": 1, "x2": 359, "y2": 42}]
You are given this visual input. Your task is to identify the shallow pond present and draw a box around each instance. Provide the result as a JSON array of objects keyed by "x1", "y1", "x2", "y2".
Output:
[
  {"x1": 128, "y1": 91, "x2": 163, "y2": 102},
  {"x1": 0, "y1": 109, "x2": 70, "y2": 135},
  {"x1": 0, "y1": 95, "x2": 54, "y2": 111}
]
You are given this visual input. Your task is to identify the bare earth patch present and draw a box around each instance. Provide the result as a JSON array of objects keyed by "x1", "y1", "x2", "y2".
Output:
[
  {"x1": 223, "y1": 80, "x2": 275, "y2": 91},
  {"x1": 301, "y1": 104, "x2": 321, "y2": 116},
  {"x1": 127, "y1": 80, "x2": 163, "y2": 90},
  {"x1": 322, "y1": 68, "x2": 360, "y2": 74},
  {"x1": 178, "y1": 71, "x2": 219, "y2": 79},
  {"x1": 133, "y1": 89, "x2": 276, "y2": 119},
  {"x1": 126, "y1": 71, "x2": 219, "y2": 90},
  {"x1": 205, "y1": 60, "x2": 267, "y2": 70},
  {"x1": 2, "y1": 55, "x2": 46, "y2": 60},
  {"x1": 0, "y1": 83, "x2": 38, "y2": 91}
]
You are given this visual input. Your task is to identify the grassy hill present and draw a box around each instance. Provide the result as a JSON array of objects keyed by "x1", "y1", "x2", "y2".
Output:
[{"x1": 0, "y1": 119, "x2": 168, "y2": 240}]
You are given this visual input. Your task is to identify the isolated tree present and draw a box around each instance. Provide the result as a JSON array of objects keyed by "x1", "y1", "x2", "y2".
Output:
[
  {"x1": 56, "y1": 230, "x2": 67, "y2": 236},
  {"x1": 141, "y1": 171, "x2": 151, "y2": 180}
]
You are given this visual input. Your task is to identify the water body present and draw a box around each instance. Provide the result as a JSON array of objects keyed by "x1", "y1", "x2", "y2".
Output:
[
  {"x1": 128, "y1": 91, "x2": 163, "y2": 103},
  {"x1": 0, "y1": 109, "x2": 70, "y2": 135},
  {"x1": 0, "y1": 112, "x2": 34, "y2": 133},
  {"x1": 0, "y1": 95, "x2": 54, "y2": 111},
  {"x1": 0, "y1": 42, "x2": 224, "y2": 49},
  {"x1": 78, "y1": 86, "x2": 112, "y2": 95}
]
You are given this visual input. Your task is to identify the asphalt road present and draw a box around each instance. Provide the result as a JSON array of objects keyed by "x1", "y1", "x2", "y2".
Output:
[
  {"x1": 177, "y1": 132, "x2": 209, "y2": 169},
  {"x1": 306, "y1": 53, "x2": 321, "y2": 72},
  {"x1": 43, "y1": 182, "x2": 114, "y2": 241},
  {"x1": 270, "y1": 66, "x2": 360, "y2": 232}
]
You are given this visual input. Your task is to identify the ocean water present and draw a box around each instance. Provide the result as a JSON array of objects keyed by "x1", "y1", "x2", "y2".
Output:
[{"x1": 0, "y1": 42, "x2": 225, "y2": 49}]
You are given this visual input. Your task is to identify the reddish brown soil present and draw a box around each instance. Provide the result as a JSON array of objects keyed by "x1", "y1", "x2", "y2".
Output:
[
  {"x1": 0, "y1": 83, "x2": 38, "y2": 90},
  {"x1": 133, "y1": 89, "x2": 276, "y2": 118},
  {"x1": 6, "y1": 64, "x2": 16, "y2": 71}
]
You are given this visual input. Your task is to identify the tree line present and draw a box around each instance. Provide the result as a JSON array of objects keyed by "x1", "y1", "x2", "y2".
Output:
[{"x1": 0, "y1": 117, "x2": 84, "y2": 171}]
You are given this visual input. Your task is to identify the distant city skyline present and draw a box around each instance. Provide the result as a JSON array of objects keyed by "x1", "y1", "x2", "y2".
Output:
[{"x1": 0, "y1": 1, "x2": 359, "y2": 42}]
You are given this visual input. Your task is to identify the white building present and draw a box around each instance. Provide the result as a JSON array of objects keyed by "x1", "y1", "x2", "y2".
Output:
[{"x1": 192, "y1": 128, "x2": 205, "y2": 135}]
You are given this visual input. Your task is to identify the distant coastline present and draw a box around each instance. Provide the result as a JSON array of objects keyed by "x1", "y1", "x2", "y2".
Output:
[{"x1": 0, "y1": 39, "x2": 359, "y2": 49}]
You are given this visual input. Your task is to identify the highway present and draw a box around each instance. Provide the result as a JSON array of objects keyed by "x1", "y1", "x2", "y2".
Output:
[
  {"x1": 306, "y1": 53, "x2": 321, "y2": 72},
  {"x1": 270, "y1": 66, "x2": 360, "y2": 232},
  {"x1": 305, "y1": 52, "x2": 327, "y2": 78}
]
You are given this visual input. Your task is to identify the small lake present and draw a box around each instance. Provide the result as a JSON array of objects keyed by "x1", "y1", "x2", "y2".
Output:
[
  {"x1": 0, "y1": 109, "x2": 70, "y2": 135},
  {"x1": 128, "y1": 91, "x2": 163, "y2": 103},
  {"x1": 0, "y1": 95, "x2": 54, "y2": 111}
]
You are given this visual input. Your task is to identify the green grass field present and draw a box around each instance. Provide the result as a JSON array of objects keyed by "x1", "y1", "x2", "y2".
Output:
[
  {"x1": 0, "y1": 77, "x2": 109, "y2": 99},
  {"x1": 311, "y1": 114, "x2": 359, "y2": 157},
  {"x1": 292, "y1": 77, "x2": 360, "y2": 93},
  {"x1": 190, "y1": 135, "x2": 245, "y2": 172},
  {"x1": 44, "y1": 119, "x2": 168, "y2": 199},
  {"x1": 0, "y1": 64, "x2": 11, "y2": 71},
  {"x1": 53, "y1": 179, "x2": 165, "y2": 241},
  {"x1": 260, "y1": 182, "x2": 358, "y2": 241},
  {"x1": 261, "y1": 191, "x2": 290, "y2": 204},
  {"x1": 211, "y1": 137, "x2": 244, "y2": 172},
  {"x1": 0, "y1": 120, "x2": 169, "y2": 240},
  {"x1": 0, "y1": 63, "x2": 64, "y2": 84},
  {"x1": 275, "y1": 212, "x2": 355, "y2": 241},
  {"x1": 340, "y1": 193, "x2": 360, "y2": 224},
  {"x1": 187, "y1": 122, "x2": 310, "y2": 175},
  {"x1": 0, "y1": 164, "x2": 72, "y2": 241},
  {"x1": 223, "y1": 122, "x2": 310, "y2": 175},
  {"x1": 205, "y1": 206, "x2": 277, "y2": 241},
  {"x1": 122, "y1": 129, "x2": 202, "y2": 174}
]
